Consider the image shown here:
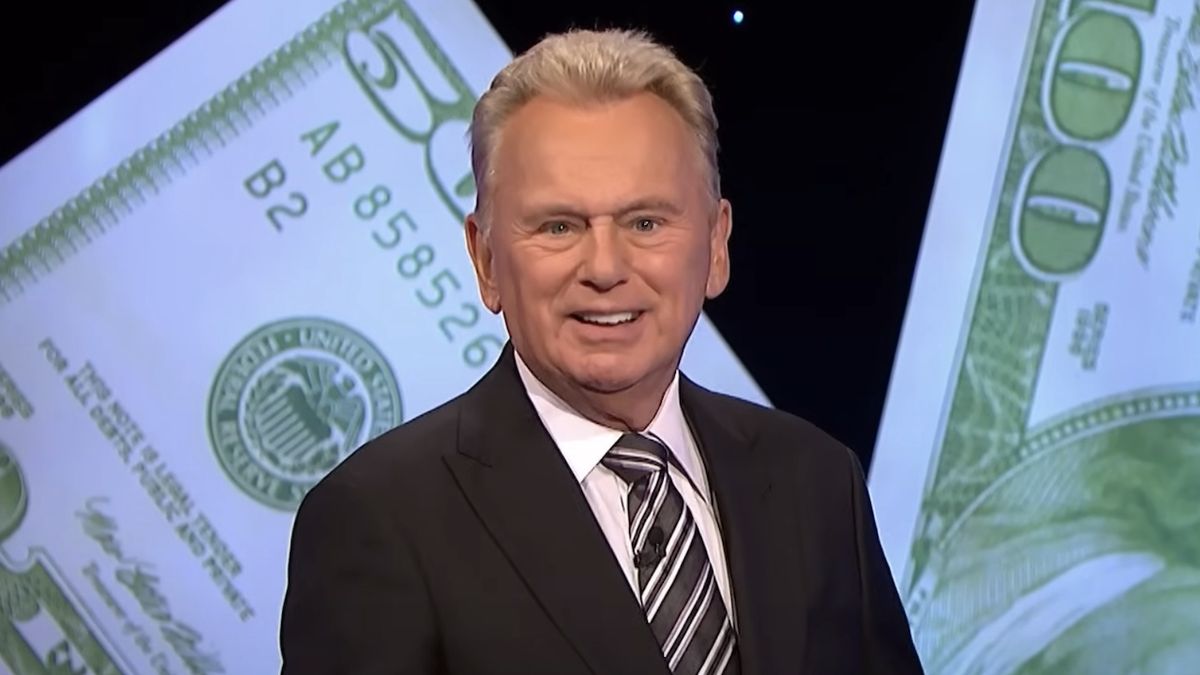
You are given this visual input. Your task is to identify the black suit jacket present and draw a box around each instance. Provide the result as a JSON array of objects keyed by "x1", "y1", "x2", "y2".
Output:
[{"x1": 279, "y1": 343, "x2": 924, "y2": 674}]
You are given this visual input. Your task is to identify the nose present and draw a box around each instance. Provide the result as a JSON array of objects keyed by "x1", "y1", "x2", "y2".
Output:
[{"x1": 579, "y1": 221, "x2": 629, "y2": 292}]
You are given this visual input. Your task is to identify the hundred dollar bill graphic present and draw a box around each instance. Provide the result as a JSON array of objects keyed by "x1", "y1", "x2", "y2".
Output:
[
  {"x1": 870, "y1": 0, "x2": 1200, "y2": 672},
  {"x1": 0, "y1": 0, "x2": 768, "y2": 671}
]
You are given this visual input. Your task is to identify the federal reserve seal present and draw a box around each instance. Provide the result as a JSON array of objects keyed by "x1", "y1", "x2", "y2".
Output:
[{"x1": 207, "y1": 318, "x2": 402, "y2": 510}]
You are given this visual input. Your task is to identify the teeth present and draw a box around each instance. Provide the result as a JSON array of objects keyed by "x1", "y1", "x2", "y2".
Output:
[{"x1": 576, "y1": 311, "x2": 637, "y2": 325}]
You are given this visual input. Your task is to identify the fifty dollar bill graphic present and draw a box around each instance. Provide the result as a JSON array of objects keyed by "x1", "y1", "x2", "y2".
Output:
[
  {"x1": 871, "y1": 0, "x2": 1200, "y2": 673},
  {"x1": 0, "y1": 0, "x2": 768, "y2": 672}
]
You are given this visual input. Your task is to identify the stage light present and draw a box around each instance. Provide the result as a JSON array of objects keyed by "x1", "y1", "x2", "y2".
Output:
[{"x1": 732, "y1": 10, "x2": 744, "y2": 24}]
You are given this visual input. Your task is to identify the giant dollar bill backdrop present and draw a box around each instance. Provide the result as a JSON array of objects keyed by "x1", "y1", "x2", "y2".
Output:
[
  {"x1": 0, "y1": 0, "x2": 770, "y2": 671},
  {"x1": 870, "y1": 0, "x2": 1200, "y2": 672}
]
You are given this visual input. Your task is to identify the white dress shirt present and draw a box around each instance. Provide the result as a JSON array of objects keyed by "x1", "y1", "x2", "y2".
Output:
[{"x1": 513, "y1": 350, "x2": 737, "y2": 627}]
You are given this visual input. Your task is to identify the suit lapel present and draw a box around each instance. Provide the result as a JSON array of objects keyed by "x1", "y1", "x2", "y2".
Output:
[
  {"x1": 444, "y1": 345, "x2": 671, "y2": 675},
  {"x1": 679, "y1": 376, "x2": 808, "y2": 675}
]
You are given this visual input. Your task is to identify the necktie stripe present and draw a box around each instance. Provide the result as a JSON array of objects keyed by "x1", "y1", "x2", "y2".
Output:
[
  {"x1": 614, "y1": 433, "x2": 669, "y2": 455},
  {"x1": 674, "y1": 594, "x2": 730, "y2": 675},
  {"x1": 607, "y1": 451, "x2": 661, "y2": 472},
  {"x1": 605, "y1": 447, "x2": 664, "y2": 487},
  {"x1": 628, "y1": 481, "x2": 654, "y2": 541},
  {"x1": 663, "y1": 565, "x2": 714, "y2": 660},
  {"x1": 631, "y1": 471, "x2": 672, "y2": 551},
  {"x1": 666, "y1": 572, "x2": 716, "y2": 668},
  {"x1": 640, "y1": 504, "x2": 691, "y2": 600},
  {"x1": 601, "y1": 433, "x2": 740, "y2": 675},
  {"x1": 641, "y1": 505, "x2": 694, "y2": 607},
  {"x1": 636, "y1": 484, "x2": 682, "y2": 590},
  {"x1": 696, "y1": 622, "x2": 736, "y2": 675},
  {"x1": 645, "y1": 517, "x2": 699, "y2": 615},
  {"x1": 608, "y1": 446, "x2": 662, "y2": 463}
]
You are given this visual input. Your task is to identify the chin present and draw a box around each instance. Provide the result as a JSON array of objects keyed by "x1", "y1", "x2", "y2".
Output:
[
  {"x1": 570, "y1": 355, "x2": 662, "y2": 395},
  {"x1": 576, "y1": 375, "x2": 639, "y2": 395}
]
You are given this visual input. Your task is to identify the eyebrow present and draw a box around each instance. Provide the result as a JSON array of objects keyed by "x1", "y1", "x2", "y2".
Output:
[{"x1": 524, "y1": 198, "x2": 685, "y2": 222}]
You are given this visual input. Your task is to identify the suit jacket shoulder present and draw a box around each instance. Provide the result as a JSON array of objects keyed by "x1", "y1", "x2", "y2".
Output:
[
  {"x1": 680, "y1": 375, "x2": 862, "y2": 478},
  {"x1": 678, "y1": 375, "x2": 924, "y2": 674}
]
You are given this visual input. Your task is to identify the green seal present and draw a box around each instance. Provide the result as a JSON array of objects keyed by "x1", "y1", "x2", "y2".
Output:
[
  {"x1": 0, "y1": 441, "x2": 27, "y2": 543},
  {"x1": 207, "y1": 318, "x2": 402, "y2": 510}
]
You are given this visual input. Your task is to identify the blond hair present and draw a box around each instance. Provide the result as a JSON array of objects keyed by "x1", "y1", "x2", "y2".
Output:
[{"x1": 468, "y1": 28, "x2": 721, "y2": 226}]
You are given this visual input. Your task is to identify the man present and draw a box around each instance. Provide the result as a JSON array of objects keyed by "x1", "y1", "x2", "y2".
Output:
[{"x1": 280, "y1": 27, "x2": 923, "y2": 675}]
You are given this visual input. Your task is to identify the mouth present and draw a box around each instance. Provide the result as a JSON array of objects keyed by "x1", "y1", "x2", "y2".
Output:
[{"x1": 570, "y1": 310, "x2": 644, "y2": 326}]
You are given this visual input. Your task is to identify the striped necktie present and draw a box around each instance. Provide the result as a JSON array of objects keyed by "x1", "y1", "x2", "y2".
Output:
[{"x1": 603, "y1": 433, "x2": 740, "y2": 675}]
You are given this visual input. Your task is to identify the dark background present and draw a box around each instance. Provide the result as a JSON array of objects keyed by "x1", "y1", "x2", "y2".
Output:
[{"x1": 0, "y1": 1, "x2": 977, "y2": 469}]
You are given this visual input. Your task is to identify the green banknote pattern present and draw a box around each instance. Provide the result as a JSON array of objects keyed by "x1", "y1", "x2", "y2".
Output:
[
  {"x1": 0, "y1": 562, "x2": 124, "y2": 675},
  {"x1": 906, "y1": 1, "x2": 1200, "y2": 672},
  {"x1": 0, "y1": 443, "x2": 124, "y2": 675},
  {"x1": 0, "y1": 0, "x2": 474, "y2": 305}
]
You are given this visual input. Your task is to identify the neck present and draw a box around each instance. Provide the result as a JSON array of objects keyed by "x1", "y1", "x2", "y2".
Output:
[{"x1": 526, "y1": 360, "x2": 675, "y2": 432}]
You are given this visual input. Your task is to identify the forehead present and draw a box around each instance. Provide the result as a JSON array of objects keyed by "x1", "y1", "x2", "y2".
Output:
[{"x1": 492, "y1": 93, "x2": 706, "y2": 211}]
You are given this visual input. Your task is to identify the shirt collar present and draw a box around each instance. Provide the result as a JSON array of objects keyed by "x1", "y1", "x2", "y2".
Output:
[{"x1": 514, "y1": 349, "x2": 703, "y2": 491}]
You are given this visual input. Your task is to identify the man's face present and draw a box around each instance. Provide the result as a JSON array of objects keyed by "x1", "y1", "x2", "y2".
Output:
[{"x1": 466, "y1": 92, "x2": 731, "y2": 399}]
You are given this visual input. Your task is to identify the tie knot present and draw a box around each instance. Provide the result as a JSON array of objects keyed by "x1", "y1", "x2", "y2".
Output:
[{"x1": 602, "y1": 433, "x2": 669, "y2": 485}]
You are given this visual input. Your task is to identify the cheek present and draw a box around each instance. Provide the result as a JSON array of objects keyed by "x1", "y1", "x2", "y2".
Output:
[
  {"x1": 511, "y1": 267, "x2": 561, "y2": 301},
  {"x1": 654, "y1": 246, "x2": 711, "y2": 295},
  {"x1": 503, "y1": 262, "x2": 569, "y2": 320}
]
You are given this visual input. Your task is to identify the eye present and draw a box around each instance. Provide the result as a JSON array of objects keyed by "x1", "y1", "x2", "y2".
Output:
[
  {"x1": 542, "y1": 221, "x2": 572, "y2": 235},
  {"x1": 632, "y1": 218, "x2": 658, "y2": 232}
]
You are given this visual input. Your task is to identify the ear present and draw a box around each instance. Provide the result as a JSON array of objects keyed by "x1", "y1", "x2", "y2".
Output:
[
  {"x1": 465, "y1": 212, "x2": 502, "y2": 313},
  {"x1": 705, "y1": 198, "x2": 732, "y2": 299}
]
